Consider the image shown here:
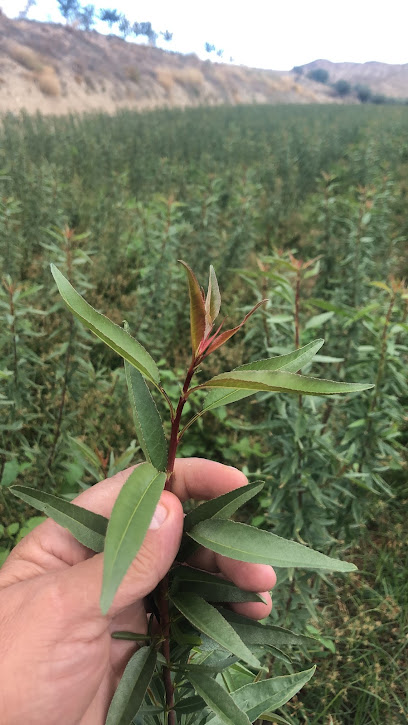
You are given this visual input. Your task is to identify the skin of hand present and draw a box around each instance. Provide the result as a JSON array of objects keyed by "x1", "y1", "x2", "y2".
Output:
[{"x1": 0, "y1": 458, "x2": 276, "y2": 725}]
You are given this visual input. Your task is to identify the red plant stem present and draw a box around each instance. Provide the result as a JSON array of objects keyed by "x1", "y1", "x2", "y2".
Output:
[
  {"x1": 158, "y1": 355, "x2": 198, "y2": 724},
  {"x1": 165, "y1": 360, "x2": 197, "y2": 490}
]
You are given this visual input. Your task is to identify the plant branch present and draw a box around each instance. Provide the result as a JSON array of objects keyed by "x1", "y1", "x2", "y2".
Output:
[
  {"x1": 156, "y1": 383, "x2": 175, "y2": 420},
  {"x1": 178, "y1": 409, "x2": 206, "y2": 441},
  {"x1": 157, "y1": 356, "x2": 199, "y2": 724}
]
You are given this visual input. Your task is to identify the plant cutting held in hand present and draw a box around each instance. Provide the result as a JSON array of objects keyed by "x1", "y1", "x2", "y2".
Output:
[{"x1": 10, "y1": 261, "x2": 373, "y2": 725}]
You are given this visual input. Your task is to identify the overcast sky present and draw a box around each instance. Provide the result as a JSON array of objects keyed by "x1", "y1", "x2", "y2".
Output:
[{"x1": 3, "y1": 0, "x2": 408, "y2": 70}]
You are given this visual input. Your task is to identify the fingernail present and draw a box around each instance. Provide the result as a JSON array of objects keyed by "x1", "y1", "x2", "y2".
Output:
[{"x1": 149, "y1": 502, "x2": 168, "y2": 530}]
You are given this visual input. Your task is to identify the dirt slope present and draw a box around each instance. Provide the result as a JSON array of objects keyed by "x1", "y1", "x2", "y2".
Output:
[
  {"x1": 301, "y1": 59, "x2": 408, "y2": 98},
  {"x1": 0, "y1": 14, "x2": 334, "y2": 115}
]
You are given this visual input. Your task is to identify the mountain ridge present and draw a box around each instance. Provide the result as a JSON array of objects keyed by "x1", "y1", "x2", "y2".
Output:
[{"x1": 0, "y1": 13, "x2": 406, "y2": 115}]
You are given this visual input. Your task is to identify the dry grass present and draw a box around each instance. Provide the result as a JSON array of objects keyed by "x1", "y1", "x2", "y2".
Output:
[
  {"x1": 156, "y1": 66, "x2": 204, "y2": 94},
  {"x1": 173, "y1": 67, "x2": 204, "y2": 88},
  {"x1": 8, "y1": 42, "x2": 43, "y2": 72},
  {"x1": 156, "y1": 67, "x2": 174, "y2": 93},
  {"x1": 124, "y1": 66, "x2": 140, "y2": 84},
  {"x1": 36, "y1": 66, "x2": 61, "y2": 96}
]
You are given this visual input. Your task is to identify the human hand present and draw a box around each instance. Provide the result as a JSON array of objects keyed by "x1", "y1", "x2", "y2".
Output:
[{"x1": 0, "y1": 458, "x2": 276, "y2": 725}]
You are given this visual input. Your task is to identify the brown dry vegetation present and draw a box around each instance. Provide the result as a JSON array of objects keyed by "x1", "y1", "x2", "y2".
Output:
[
  {"x1": 0, "y1": 13, "x2": 337, "y2": 115},
  {"x1": 8, "y1": 41, "x2": 43, "y2": 71},
  {"x1": 36, "y1": 65, "x2": 61, "y2": 96},
  {"x1": 1, "y1": 13, "x2": 401, "y2": 115}
]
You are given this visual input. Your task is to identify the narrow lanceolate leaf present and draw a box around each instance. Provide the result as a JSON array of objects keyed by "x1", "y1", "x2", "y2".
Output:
[
  {"x1": 187, "y1": 671, "x2": 251, "y2": 725},
  {"x1": 203, "y1": 340, "x2": 324, "y2": 411},
  {"x1": 256, "y1": 714, "x2": 290, "y2": 725},
  {"x1": 101, "y1": 463, "x2": 166, "y2": 614},
  {"x1": 184, "y1": 481, "x2": 265, "y2": 532},
  {"x1": 200, "y1": 369, "x2": 373, "y2": 396},
  {"x1": 125, "y1": 362, "x2": 167, "y2": 471},
  {"x1": 179, "y1": 260, "x2": 207, "y2": 353},
  {"x1": 205, "y1": 265, "x2": 221, "y2": 322},
  {"x1": 176, "y1": 657, "x2": 238, "y2": 674},
  {"x1": 188, "y1": 519, "x2": 357, "y2": 572},
  {"x1": 178, "y1": 480, "x2": 264, "y2": 562},
  {"x1": 9, "y1": 486, "x2": 107, "y2": 552},
  {"x1": 174, "y1": 696, "x2": 207, "y2": 714},
  {"x1": 105, "y1": 646, "x2": 157, "y2": 725},
  {"x1": 171, "y1": 593, "x2": 261, "y2": 668},
  {"x1": 111, "y1": 632, "x2": 152, "y2": 641},
  {"x1": 206, "y1": 667, "x2": 315, "y2": 725},
  {"x1": 205, "y1": 300, "x2": 266, "y2": 356},
  {"x1": 51, "y1": 265, "x2": 160, "y2": 383},
  {"x1": 170, "y1": 566, "x2": 266, "y2": 604},
  {"x1": 219, "y1": 609, "x2": 312, "y2": 649}
]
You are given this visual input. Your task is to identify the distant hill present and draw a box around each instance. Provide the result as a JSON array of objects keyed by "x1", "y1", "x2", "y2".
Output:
[
  {"x1": 300, "y1": 59, "x2": 408, "y2": 99},
  {"x1": 0, "y1": 13, "x2": 406, "y2": 116}
]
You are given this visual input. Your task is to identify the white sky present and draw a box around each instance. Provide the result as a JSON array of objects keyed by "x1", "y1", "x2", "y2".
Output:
[{"x1": 2, "y1": 0, "x2": 408, "y2": 70}]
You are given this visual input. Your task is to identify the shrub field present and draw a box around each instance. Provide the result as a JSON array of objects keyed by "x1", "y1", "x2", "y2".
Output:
[{"x1": 0, "y1": 104, "x2": 407, "y2": 723}]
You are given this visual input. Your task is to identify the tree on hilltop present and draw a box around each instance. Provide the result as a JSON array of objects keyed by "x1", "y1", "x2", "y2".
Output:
[
  {"x1": 355, "y1": 84, "x2": 372, "y2": 103},
  {"x1": 118, "y1": 15, "x2": 131, "y2": 38},
  {"x1": 161, "y1": 30, "x2": 173, "y2": 42},
  {"x1": 133, "y1": 21, "x2": 157, "y2": 46},
  {"x1": 333, "y1": 79, "x2": 351, "y2": 97},
  {"x1": 99, "y1": 8, "x2": 120, "y2": 29},
  {"x1": 307, "y1": 68, "x2": 329, "y2": 84},
  {"x1": 57, "y1": 0, "x2": 80, "y2": 22},
  {"x1": 77, "y1": 4, "x2": 96, "y2": 31},
  {"x1": 19, "y1": 0, "x2": 37, "y2": 19}
]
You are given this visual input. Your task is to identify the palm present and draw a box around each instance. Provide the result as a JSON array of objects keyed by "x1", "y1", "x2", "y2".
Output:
[{"x1": 0, "y1": 460, "x2": 274, "y2": 725}]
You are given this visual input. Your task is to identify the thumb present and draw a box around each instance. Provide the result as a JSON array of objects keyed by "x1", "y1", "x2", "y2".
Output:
[{"x1": 52, "y1": 490, "x2": 184, "y2": 625}]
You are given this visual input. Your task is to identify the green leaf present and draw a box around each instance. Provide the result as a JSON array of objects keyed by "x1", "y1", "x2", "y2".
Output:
[
  {"x1": 51, "y1": 265, "x2": 159, "y2": 383},
  {"x1": 1, "y1": 459, "x2": 20, "y2": 487},
  {"x1": 179, "y1": 260, "x2": 207, "y2": 354},
  {"x1": 188, "y1": 519, "x2": 357, "y2": 572},
  {"x1": 176, "y1": 656, "x2": 238, "y2": 674},
  {"x1": 9, "y1": 486, "x2": 108, "y2": 552},
  {"x1": 207, "y1": 667, "x2": 315, "y2": 724},
  {"x1": 202, "y1": 340, "x2": 325, "y2": 411},
  {"x1": 187, "y1": 671, "x2": 251, "y2": 725},
  {"x1": 171, "y1": 593, "x2": 261, "y2": 668},
  {"x1": 205, "y1": 265, "x2": 221, "y2": 322},
  {"x1": 174, "y1": 695, "x2": 206, "y2": 714},
  {"x1": 16, "y1": 516, "x2": 47, "y2": 542},
  {"x1": 184, "y1": 480, "x2": 265, "y2": 532},
  {"x1": 125, "y1": 361, "x2": 167, "y2": 471},
  {"x1": 105, "y1": 646, "x2": 157, "y2": 725},
  {"x1": 69, "y1": 436, "x2": 101, "y2": 470},
  {"x1": 200, "y1": 370, "x2": 373, "y2": 397},
  {"x1": 171, "y1": 566, "x2": 266, "y2": 604},
  {"x1": 101, "y1": 463, "x2": 166, "y2": 614},
  {"x1": 219, "y1": 609, "x2": 312, "y2": 648},
  {"x1": 305, "y1": 312, "x2": 334, "y2": 329},
  {"x1": 257, "y1": 714, "x2": 291, "y2": 725},
  {"x1": 178, "y1": 480, "x2": 264, "y2": 561},
  {"x1": 111, "y1": 632, "x2": 152, "y2": 642}
]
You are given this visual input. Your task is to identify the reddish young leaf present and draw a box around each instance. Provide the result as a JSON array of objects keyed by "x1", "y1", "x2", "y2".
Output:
[
  {"x1": 179, "y1": 260, "x2": 207, "y2": 354},
  {"x1": 204, "y1": 300, "x2": 267, "y2": 357}
]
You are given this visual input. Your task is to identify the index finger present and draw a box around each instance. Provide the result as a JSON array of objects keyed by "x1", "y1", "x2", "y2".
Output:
[
  {"x1": 72, "y1": 458, "x2": 248, "y2": 515},
  {"x1": 6, "y1": 459, "x2": 248, "y2": 572},
  {"x1": 170, "y1": 458, "x2": 248, "y2": 502}
]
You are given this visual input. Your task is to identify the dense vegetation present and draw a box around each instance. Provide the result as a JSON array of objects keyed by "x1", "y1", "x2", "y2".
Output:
[{"x1": 1, "y1": 104, "x2": 407, "y2": 723}]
